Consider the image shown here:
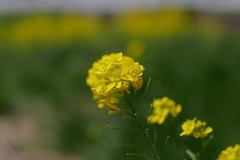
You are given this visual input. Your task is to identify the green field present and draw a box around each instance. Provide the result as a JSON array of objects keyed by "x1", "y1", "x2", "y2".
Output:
[{"x1": 0, "y1": 9, "x2": 240, "y2": 160}]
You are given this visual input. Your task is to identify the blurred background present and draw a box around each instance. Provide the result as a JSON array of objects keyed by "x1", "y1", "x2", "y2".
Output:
[{"x1": 0, "y1": 0, "x2": 240, "y2": 160}]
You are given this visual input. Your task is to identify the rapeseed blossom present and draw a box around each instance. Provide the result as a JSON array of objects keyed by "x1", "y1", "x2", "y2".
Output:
[
  {"x1": 193, "y1": 120, "x2": 213, "y2": 138},
  {"x1": 86, "y1": 52, "x2": 144, "y2": 98},
  {"x1": 217, "y1": 144, "x2": 240, "y2": 160},
  {"x1": 148, "y1": 97, "x2": 182, "y2": 124},
  {"x1": 180, "y1": 118, "x2": 213, "y2": 138},
  {"x1": 87, "y1": 52, "x2": 144, "y2": 114},
  {"x1": 180, "y1": 118, "x2": 196, "y2": 136}
]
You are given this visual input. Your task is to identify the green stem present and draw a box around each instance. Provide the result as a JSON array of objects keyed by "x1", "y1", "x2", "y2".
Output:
[
  {"x1": 163, "y1": 136, "x2": 170, "y2": 160},
  {"x1": 200, "y1": 138, "x2": 204, "y2": 160},
  {"x1": 166, "y1": 119, "x2": 180, "y2": 159},
  {"x1": 150, "y1": 124, "x2": 157, "y2": 147},
  {"x1": 139, "y1": 78, "x2": 151, "y2": 103},
  {"x1": 124, "y1": 92, "x2": 161, "y2": 160},
  {"x1": 106, "y1": 124, "x2": 140, "y2": 130}
]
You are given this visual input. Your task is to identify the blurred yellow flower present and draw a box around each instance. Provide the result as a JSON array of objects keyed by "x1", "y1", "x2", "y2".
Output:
[
  {"x1": 193, "y1": 120, "x2": 213, "y2": 138},
  {"x1": 86, "y1": 52, "x2": 144, "y2": 98},
  {"x1": 170, "y1": 103, "x2": 182, "y2": 117},
  {"x1": 180, "y1": 118, "x2": 213, "y2": 138},
  {"x1": 125, "y1": 39, "x2": 145, "y2": 60},
  {"x1": 5, "y1": 14, "x2": 101, "y2": 47},
  {"x1": 148, "y1": 97, "x2": 182, "y2": 124},
  {"x1": 217, "y1": 144, "x2": 240, "y2": 160},
  {"x1": 118, "y1": 9, "x2": 192, "y2": 37},
  {"x1": 180, "y1": 118, "x2": 196, "y2": 136}
]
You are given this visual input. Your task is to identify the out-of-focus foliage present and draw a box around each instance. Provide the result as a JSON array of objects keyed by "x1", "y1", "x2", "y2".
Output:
[{"x1": 0, "y1": 8, "x2": 240, "y2": 160}]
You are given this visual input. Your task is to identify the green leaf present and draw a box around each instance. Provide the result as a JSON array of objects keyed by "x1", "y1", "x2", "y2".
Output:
[{"x1": 186, "y1": 149, "x2": 196, "y2": 160}]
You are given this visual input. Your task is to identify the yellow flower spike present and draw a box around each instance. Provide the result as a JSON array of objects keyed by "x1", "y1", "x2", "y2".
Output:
[
  {"x1": 217, "y1": 144, "x2": 240, "y2": 160},
  {"x1": 180, "y1": 118, "x2": 196, "y2": 136},
  {"x1": 148, "y1": 97, "x2": 181, "y2": 124},
  {"x1": 86, "y1": 52, "x2": 144, "y2": 98},
  {"x1": 180, "y1": 118, "x2": 213, "y2": 138},
  {"x1": 87, "y1": 53, "x2": 144, "y2": 114}
]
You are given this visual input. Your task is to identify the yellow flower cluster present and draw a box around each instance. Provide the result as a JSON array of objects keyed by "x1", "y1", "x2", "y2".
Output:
[
  {"x1": 180, "y1": 118, "x2": 213, "y2": 138},
  {"x1": 217, "y1": 144, "x2": 240, "y2": 160},
  {"x1": 147, "y1": 97, "x2": 182, "y2": 124},
  {"x1": 86, "y1": 52, "x2": 144, "y2": 114},
  {"x1": 87, "y1": 52, "x2": 144, "y2": 98}
]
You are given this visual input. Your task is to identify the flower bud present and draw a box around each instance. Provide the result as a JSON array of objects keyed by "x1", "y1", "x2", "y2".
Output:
[
  {"x1": 133, "y1": 77, "x2": 143, "y2": 90},
  {"x1": 108, "y1": 105, "x2": 121, "y2": 115}
]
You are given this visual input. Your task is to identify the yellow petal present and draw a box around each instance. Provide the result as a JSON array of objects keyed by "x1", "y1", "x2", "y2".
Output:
[
  {"x1": 180, "y1": 131, "x2": 188, "y2": 136},
  {"x1": 157, "y1": 115, "x2": 167, "y2": 124},
  {"x1": 148, "y1": 115, "x2": 159, "y2": 123},
  {"x1": 204, "y1": 127, "x2": 213, "y2": 134},
  {"x1": 106, "y1": 82, "x2": 115, "y2": 91},
  {"x1": 193, "y1": 132, "x2": 201, "y2": 138},
  {"x1": 116, "y1": 81, "x2": 122, "y2": 88},
  {"x1": 96, "y1": 85, "x2": 102, "y2": 92}
]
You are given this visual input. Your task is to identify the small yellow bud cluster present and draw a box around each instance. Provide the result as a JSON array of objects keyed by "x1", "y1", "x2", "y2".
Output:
[
  {"x1": 86, "y1": 52, "x2": 145, "y2": 114},
  {"x1": 217, "y1": 144, "x2": 240, "y2": 160},
  {"x1": 180, "y1": 118, "x2": 213, "y2": 138},
  {"x1": 98, "y1": 98, "x2": 120, "y2": 115},
  {"x1": 132, "y1": 77, "x2": 143, "y2": 90},
  {"x1": 148, "y1": 97, "x2": 182, "y2": 124}
]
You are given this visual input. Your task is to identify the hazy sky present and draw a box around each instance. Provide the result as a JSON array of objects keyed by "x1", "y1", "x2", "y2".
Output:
[{"x1": 0, "y1": 0, "x2": 239, "y2": 13}]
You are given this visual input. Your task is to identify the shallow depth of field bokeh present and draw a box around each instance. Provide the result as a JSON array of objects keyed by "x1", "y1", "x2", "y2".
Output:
[{"x1": 0, "y1": 6, "x2": 240, "y2": 160}]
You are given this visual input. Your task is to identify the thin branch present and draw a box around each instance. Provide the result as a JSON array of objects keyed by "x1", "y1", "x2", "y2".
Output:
[
  {"x1": 127, "y1": 153, "x2": 154, "y2": 157},
  {"x1": 150, "y1": 124, "x2": 157, "y2": 147},
  {"x1": 120, "y1": 110, "x2": 137, "y2": 122},
  {"x1": 124, "y1": 92, "x2": 161, "y2": 160},
  {"x1": 106, "y1": 124, "x2": 140, "y2": 131},
  {"x1": 139, "y1": 78, "x2": 151, "y2": 103},
  {"x1": 163, "y1": 136, "x2": 170, "y2": 160}
]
